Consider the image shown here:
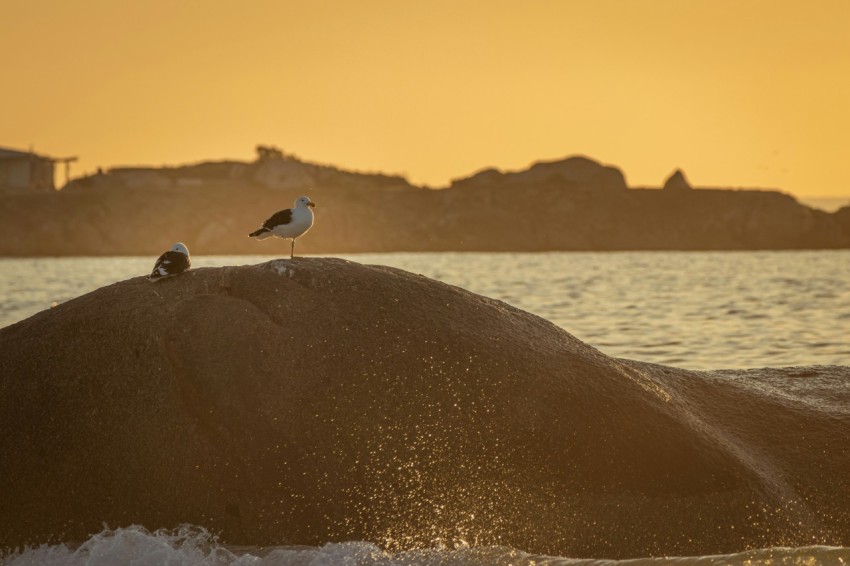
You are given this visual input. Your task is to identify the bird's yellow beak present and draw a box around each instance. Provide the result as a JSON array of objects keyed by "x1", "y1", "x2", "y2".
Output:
[{"x1": 308, "y1": 202, "x2": 316, "y2": 208}]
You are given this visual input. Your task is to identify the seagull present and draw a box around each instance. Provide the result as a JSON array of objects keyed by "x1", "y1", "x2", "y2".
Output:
[
  {"x1": 249, "y1": 196, "x2": 316, "y2": 258},
  {"x1": 148, "y1": 242, "x2": 191, "y2": 282}
]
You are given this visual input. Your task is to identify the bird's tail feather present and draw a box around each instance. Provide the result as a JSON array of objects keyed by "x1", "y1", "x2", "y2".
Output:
[{"x1": 249, "y1": 228, "x2": 270, "y2": 239}]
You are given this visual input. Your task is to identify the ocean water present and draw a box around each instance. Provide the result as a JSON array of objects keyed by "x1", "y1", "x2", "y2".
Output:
[{"x1": 1, "y1": 251, "x2": 848, "y2": 370}]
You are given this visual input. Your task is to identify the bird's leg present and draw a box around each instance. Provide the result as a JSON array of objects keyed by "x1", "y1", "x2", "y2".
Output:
[{"x1": 290, "y1": 239, "x2": 295, "y2": 259}]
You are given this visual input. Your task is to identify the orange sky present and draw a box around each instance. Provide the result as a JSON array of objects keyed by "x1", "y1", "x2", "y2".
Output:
[{"x1": 2, "y1": 0, "x2": 849, "y2": 198}]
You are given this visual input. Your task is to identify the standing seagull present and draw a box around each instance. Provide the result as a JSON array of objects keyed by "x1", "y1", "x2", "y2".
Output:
[
  {"x1": 249, "y1": 196, "x2": 316, "y2": 259},
  {"x1": 148, "y1": 242, "x2": 191, "y2": 282}
]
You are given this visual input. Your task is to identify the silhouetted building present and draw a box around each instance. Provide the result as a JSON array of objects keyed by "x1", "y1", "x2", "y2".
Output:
[{"x1": 0, "y1": 146, "x2": 77, "y2": 190}]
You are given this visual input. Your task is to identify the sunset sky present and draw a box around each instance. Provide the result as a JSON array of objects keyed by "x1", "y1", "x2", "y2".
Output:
[{"x1": 2, "y1": 0, "x2": 849, "y2": 199}]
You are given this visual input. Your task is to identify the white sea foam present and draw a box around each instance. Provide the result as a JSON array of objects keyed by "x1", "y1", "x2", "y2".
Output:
[{"x1": 3, "y1": 525, "x2": 850, "y2": 566}]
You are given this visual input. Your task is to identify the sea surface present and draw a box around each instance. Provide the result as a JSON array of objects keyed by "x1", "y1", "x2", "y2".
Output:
[{"x1": 1, "y1": 250, "x2": 848, "y2": 370}]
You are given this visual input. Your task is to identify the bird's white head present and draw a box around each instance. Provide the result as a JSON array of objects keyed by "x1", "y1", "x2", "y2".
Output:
[
  {"x1": 295, "y1": 196, "x2": 316, "y2": 208},
  {"x1": 171, "y1": 242, "x2": 190, "y2": 256}
]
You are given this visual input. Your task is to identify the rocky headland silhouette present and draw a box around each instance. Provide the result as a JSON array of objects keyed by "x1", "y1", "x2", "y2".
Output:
[
  {"x1": 2, "y1": 147, "x2": 849, "y2": 255},
  {"x1": 1, "y1": 259, "x2": 849, "y2": 557}
]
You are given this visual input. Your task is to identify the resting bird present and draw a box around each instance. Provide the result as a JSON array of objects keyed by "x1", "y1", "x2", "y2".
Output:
[
  {"x1": 148, "y1": 242, "x2": 191, "y2": 282},
  {"x1": 249, "y1": 196, "x2": 316, "y2": 259}
]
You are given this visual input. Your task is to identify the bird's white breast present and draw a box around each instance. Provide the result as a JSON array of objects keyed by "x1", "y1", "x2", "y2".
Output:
[{"x1": 271, "y1": 207, "x2": 314, "y2": 239}]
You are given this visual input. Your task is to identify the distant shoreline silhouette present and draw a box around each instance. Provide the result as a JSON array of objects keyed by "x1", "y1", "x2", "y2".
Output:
[{"x1": 1, "y1": 146, "x2": 849, "y2": 256}]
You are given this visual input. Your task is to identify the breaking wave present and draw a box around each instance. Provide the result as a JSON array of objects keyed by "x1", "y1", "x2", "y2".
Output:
[{"x1": 4, "y1": 525, "x2": 850, "y2": 566}]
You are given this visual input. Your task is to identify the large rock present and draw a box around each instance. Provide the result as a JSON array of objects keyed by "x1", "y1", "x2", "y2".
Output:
[
  {"x1": 1, "y1": 259, "x2": 849, "y2": 557},
  {"x1": 662, "y1": 169, "x2": 692, "y2": 191},
  {"x1": 519, "y1": 156, "x2": 627, "y2": 191},
  {"x1": 451, "y1": 156, "x2": 628, "y2": 192}
]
